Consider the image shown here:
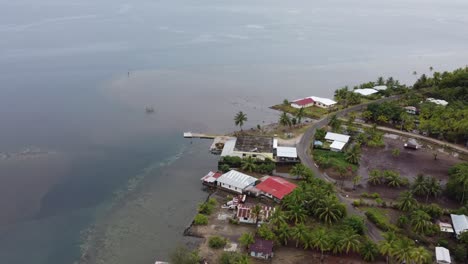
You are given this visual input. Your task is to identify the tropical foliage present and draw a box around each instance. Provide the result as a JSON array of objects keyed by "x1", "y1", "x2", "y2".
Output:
[
  {"x1": 234, "y1": 111, "x2": 248, "y2": 131},
  {"x1": 446, "y1": 162, "x2": 468, "y2": 204}
]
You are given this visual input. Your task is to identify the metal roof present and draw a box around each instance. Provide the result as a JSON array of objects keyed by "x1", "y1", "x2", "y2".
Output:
[
  {"x1": 309, "y1": 96, "x2": 336, "y2": 106},
  {"x1": 200, "y1": 171, "x2": 222, "y2": 183},
  {"x1": 217, "y1": 170, "x2": 257, "y2": 189},
  {"x1": 373, "y1": 85, "x2": 388, "y2": 90},
  {"x1": 234, "y1": 136, "x2": 273, "y2": 153},
  {"x1": 276, "y1": 146, "x2": 297, "y2": 158},
  {"x1": 353, "y1": 88, "x2": 378, "y2": 96},
  {"x1": 450, "y1": 214, "x2": 468, "y2": 237},
  {"x1": 435, "y1": 247, "x2": 451, "y2": 263},
  {"x1": 255, "y1": 176, "x2": 297, "y2": 200},
  {"x1": 250, "y1": 238, "x2": 274, "y2": 255},
  {"x1": 325, "y1": 132, "x2": 350, "y2": 143},
  {"x1": 330, "y1": 141, "x2": 346, "y2": 151},
  {"x1": 221, "y1": 138, "x2": 237, "y2": 157},
  {"x1": 292, "y1": 97, "x2": 314, "y2": 106},
  {"x1": 427, "y1": 98, "x2": 448, "y2": 106}
]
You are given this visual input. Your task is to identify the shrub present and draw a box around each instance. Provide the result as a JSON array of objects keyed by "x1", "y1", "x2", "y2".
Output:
[
  {"x1": 208, "y1": 236, "x2": 227, "y2": 249},
  {"x1": 220, "y1": 252, "x2": 250, "y2": 264},
  {"x1": 353, "y1": 200, "x2": 361, "y2": 207},
  {"x1": 361, "y1": 192, "x2": 381, "y2": 199},
  {"x1": 198, "y1": 198, "x2": 217, "y2": 215},
  {"x1": 437, "y1": 239, "x2": 449, "y2": 248},
  {"x1": 229, "y1": 218, "x2": 239, "y2": 225},
  {"x1": 365, "y1": 209, "x2": 397, "y2": 232},
  {"x1": 343, "y1": 216, "x2": 366, "y2": 235},
  {"x1": 169, "y1": 246, "x2": 201, "y2": 264},
  {"x1": 193, "y1": 214, "x2": 208, "y2": 225},
  {"x1": 452, "y1": 244, "x2": 468, "y2": 262}
]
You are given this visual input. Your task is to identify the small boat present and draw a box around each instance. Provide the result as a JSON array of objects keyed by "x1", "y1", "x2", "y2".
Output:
[{"x1": 145, "y1": 107, "x2": 155, "y2": 114}]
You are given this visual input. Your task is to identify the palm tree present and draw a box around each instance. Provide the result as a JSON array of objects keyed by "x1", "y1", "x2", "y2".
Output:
[
  {"x1": 377, "y1": 115, "x2": 389, "y2": 124},
  {"x1": 279, "y1": 112, "x2": 291, "y2": 127},
  {"x1": 352, "y1": 175, "x2": 362, "y2": 190},
  {"x1": 411, "y1": 173, "x2": 428, "y2": 197},
  {"x1": 296, "y1": 107, "x2": 305, "y2": 124},
  {"x1": 340, "y1": 232, "x2": 361, "y2": 254},
  {"x1": 410, "y1": 210, "x2": 432, "y2": 234},
  {"x1": 311, "y1": 228, "x2": 330, "y2": 263},
  {"x1": 291, "y1": 223, "x2": 308, "y2": 248},
  {"x1": 251, "y1": 204, "x2": 262, "y2": 225},
  {"x1": 283, "y1": 99, "x2": 289, "y2": 106},
  {"x1": 377, "y1": 76, "x2": 385, "y2": 85},
  {"x1": 329, "y1": 233, "x2": 344, "y2": 254},
  {"x1": 392, "y1": 238, "x2": 415, "y2": 264},
  {"x1": 413, "y1": 71, "x2": 417, "y2": 75},
  {"x1": 275, "y1": 223, "x2": 291, "y2": 245},
  {"x1": 425, "y1": 176, "x2": 442, "y2": 201},
  {"x1": 410, "y1": 246, "x2": 431, "y2": 264},
  {"x1": 290, "y1": 163, "x2": 307, "y2": 180},
  {"x1": 429, "y1": 66, "x2": 433, "y2": 71},
  {"x1": 315, "y1": 198, "x2": 345, "y2": 224},
  {"x1": 285, "y1": 204, "x2": 307, "y2": 224},
  {"x1": 368, "y1": 169, "x2": 382, "y2": 185},
  {"x1": 234, "y1": 111, "x2": 247, "y2": 131},
  {"x1": 360, "y1": 239, "x2": 379, "y2": 262},
  {"x1": 379, "y1": 232, "x2": 397, "y2": 264},
  {"x1": 239, "y1": 232, "x2": 255, "y2": 249},
  {"x1": 269, "y1": 208, "x2": 287, "y2": 229},
  {"x1": 345, "y1": 144, "x2": 361, "y2": 165},
  {"x1": 328, "y1": 114, "x2": 341, "y2": 132},
  {"x1": 397, "y1": 191, "x2": 418, "y2": 212},
  {"x1": 384, "y1": 171, "x2": 403, "y2": 188},
  {"x1": 241, "y1": 156, "x2": 256, "y2": 172}
]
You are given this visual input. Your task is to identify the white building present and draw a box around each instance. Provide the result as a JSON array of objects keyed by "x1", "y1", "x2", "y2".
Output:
[
  {"x1": 325, "y1": 132, "x2": 350, "y2": 152},
  {"x1": 353, "y1": 88, "x2": 378, "y2": 96},
  {"x1": 276, "y1": 146, "x2": 298, "y2": 162},
  {"x1": 309, "y1": 96, "x2": 337, "y2": 109},
  {"x1": 450, "y1": 214, "x2": 468, "y2": 238},
  {"x1": 435, "y1": 247, "x2": 451, "y2": 264},
  {"x1": 373, "y1": 85, "x2": 388, "y2": 91},
  {"x1": 217, "y1": 170, "x2": 258, "y2": 194},
  {"x1": 427, "y1": 98, "x2": 448, "y2": 106},
  {"x1": 291, "y1": 97, "x2": 315, "y2": 108}
]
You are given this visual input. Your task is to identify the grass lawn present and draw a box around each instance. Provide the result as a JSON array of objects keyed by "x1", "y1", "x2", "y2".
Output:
[
  {"x1": 271, "y1": 104, "x2": 332, "y2": 119},
  {"x1": 312, "y1": 149, "x2": 358, "y2": 171}
]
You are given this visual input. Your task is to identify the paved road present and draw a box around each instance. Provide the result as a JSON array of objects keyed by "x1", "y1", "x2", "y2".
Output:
[{"x1": 297, "y1": 96, "x2": 400, "y2": 242}]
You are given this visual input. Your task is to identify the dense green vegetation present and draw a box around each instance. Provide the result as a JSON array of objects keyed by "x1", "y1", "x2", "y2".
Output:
[
  {"x1": 193, "y1": 214, "x2": 208, "y2": 225},
  {"x1": 169, "y1": 246, "x2": 201, "y2": 264},
  {"x1": 208, "y1": 236, "x2": 228, "y2": 249},
  {"x1": 367, "y1": 169, "x2": 409, "y2": 188},
  {"x1": 364, "y1": 208, "x2": 397, "y2": 232},
  {"x1": 446, "y1": 162, "x2": 468, "y2": 204},
  {"x1": 313, "y1": 149, "x2": 358, "y2": 172},
  {"x1": 220, "y1": 252, "x2": 250, "y2": 264},
  {"x1": 219, "y1": 156, "x2": 275, "y2": 174}
]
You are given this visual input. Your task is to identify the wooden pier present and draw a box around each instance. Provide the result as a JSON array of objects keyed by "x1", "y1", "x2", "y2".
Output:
[{"x1": 183, "y1": 132, "x2": 219, "y2": 139}]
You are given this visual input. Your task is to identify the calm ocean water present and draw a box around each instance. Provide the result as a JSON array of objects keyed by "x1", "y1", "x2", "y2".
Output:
[{"x1": 1, "y1": 0, "x2": 468, "y2": 263}]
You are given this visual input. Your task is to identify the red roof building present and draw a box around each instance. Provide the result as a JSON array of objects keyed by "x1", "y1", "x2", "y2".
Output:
[
  {"x1": 255, "y1": 176, "x2": 297, "y2": 201},
  {"x1": 200, "y1": 171, "x2": 222, "y2": 185},
  {"x1": 291, "y1": 98, "x2": 314, "y2": 108}
]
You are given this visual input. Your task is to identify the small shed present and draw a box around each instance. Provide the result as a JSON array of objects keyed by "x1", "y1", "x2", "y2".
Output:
[
  {"x1": 438, "y1": 221, "x2": 454, "y2": 233},
  {"x1": 330, "y1": 141, "x2": 346, "y2": 152},
  {"x1": 435, "y1": 247, "x2": 451, "y2": 264},
  {"x1": 249, "y1": 238, "x2": 274, "y2": 259}
]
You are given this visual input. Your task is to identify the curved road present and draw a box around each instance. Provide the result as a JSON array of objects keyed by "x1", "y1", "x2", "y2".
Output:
[{"x1": 297, "y1": 96, "x2": 400, "y2": 241}]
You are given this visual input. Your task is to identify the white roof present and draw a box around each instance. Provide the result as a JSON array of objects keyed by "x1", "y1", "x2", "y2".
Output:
[
  {"x1": 309, "y1": 96, "x2": 337, "y2": 106},
  {"x1": 330, "y1": 141, "x2": 346, "y2": 151},
  {"x1": 221, "y1": 138, "x2": 237, "y2": 157},
  {"x1": 325, "y1": 132, "x2": 350, "y2": 143},
  {"x1": 435, "y1": 247, "x2": 451, "y2": 263},
  {"x1": 450, "y1": 214, "x2": 468, "y2": 237},
  {"x1": 373, "y1": 85, "x2": 388, "y2": 90},
  {"x1": 276, "y1": 147, "x2": 297, "y2": 158},
  {"x1": 353, "y1": 88, "x2": 378, "y2": 96},
  {"x1": 427, "y1": 98, "x2": 448, "y2": 106},
  {"x1": 439, "y1": 222, "x2": 454, "y2": 233},
  {"x1": 217, "y1": 170, "x2": 257, "y2": 190},
  {"x1": 201, "y1": 171, "x2": 220, "y2": 183}
]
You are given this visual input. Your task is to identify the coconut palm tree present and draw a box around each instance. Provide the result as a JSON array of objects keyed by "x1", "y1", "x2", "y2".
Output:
[
  {"x1": 392, "y1": 238, "x2": 415, "y2": 264},
  {"x1": 290, "y1": 163, "x2": 307, "y2": 180},
  {"x1": 345, "y1": 144, "x2": 361, "y2": 165},
  {"x1": 384, "y1": 171, "x2": 403, "y2": 188},
  {"x1": 234, "y1": 111, "x2": 247, "y2": 131},
  {"x1": 239, "y1": 232, "x2": 255, "y2": 249},
  {"x1": 311, "y1": 228, "x2": 330, "y2": 263},
  {"x1": 360, "y1": 239, "x2": 379, "y2": 262},
  {"x1": 269, "y1": 207, "x2": 287, "y2": 230},
  {"x1": 285, "y1": 203, "x2": 307, "y2": 224},
  {"x1": 241, "y1": 156, "x2": 256, "y2": 172},
  {"x1": 377, "y1": 76, "x2": 385, "y2": 85},
  {"x1": 296, "y1": 107, "x2": 305, "y2": 124},
  {"x1": 410, "y1": 210, "x2": 432, "y2": 235},
  {"x1": 379, "y1": 232, "x2": 397, "y2": 264},
  {"x1": 352, "y1": 175, "x2": 362, "y2": 190},
  {"x1": 328, "y1": 114, "x2": 341, "y2": 132},
  {"x1": 275, "y1": 223, "x2": 291, "y2": 245},
  {"x1": 279, "y1": 112, "x2": 291, "y2": 127},
  {"x1": 291, "y1": 223, "x2": 308, "y2": 248},
  {"x1": 340, "y1": 232, "x2": 361, "y2": 254},
  {"x1": 426, "y1": 176, "x2": 442, "y2": 202},
  {"x1": 368, "y1": 169, "x2": 382, "y2": 185},
  {"x1": 411, "y1": 173, "x2": 428, "y2": 197},
  {"x1": 315, "y1": 198, "x2": 345, "y2": 224},
  {"x1": 410, "y1": 246, "x2": 431, "y2": 264},
  {"x1": 329, "y1": 233, "x2": 344, "y2": 254},
  {"x1": 251, "y1": 204, "x2": 262, "y2": 225},
  {"x1": 397, "y1": 191, "x2": 418, "y2": 212},
  {"x1": 429, "y1": 66, "x2": 434, "y2": 72}
]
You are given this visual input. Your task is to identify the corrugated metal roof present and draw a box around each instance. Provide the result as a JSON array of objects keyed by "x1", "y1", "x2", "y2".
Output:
[
  {"x1": 309, "y1": 96, "x2": 336, "y2": 106},
  {"x1": 373, "y1": 85, "x2": 387, "y2": 90},
  {"x1": 435, "y1": 247, "x2": 451, "y2": 263},
  {"x1": 221, "y1": 138, "x2": 237, "y2": 157},
  {"x1": 353, "y1": 88, "x2": 378, "y2": 96},
  {"x1": 217, "y1": 170, "x2": 257, "y2": 189},
  {"x1": 276, "y1": 147, "x2": 297, "y2": 158},
  {"x1": 250, "y1": 238, "x2": 274, "y2": 255},
  {"x1": 256, "y1": 176, "x2": 297, "y2": 200},
  {"x1": 325, "y1": 132, "x2": 350, "y2": 143},
  {"x1": 450, "y1": 214, "x2": 468, "y2": 237},
  {"x1": 330, "y1": 141, "x2": 346, "y2": 151},
  {"x1": 201, "y1": 171, "x2": 222, "y2": 183},
  {"x1": 293, "y1": 98, "x2": 314, "y2": 106}
]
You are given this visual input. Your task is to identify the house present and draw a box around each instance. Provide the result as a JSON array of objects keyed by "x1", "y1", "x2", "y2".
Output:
[
  {"x1": 200, "y1": 171, "x2": 222, "y2": 187},
  {"x1": 427, "y1": 98, "x2": 448, "y2": 106},
  {"x1": 275, "y1": 146, "x2": 299, "y2": 162},
  {"x1": 438, "y1": 221, "x2": 455, "y2": 233},
  {"x1": 435, "y1": 247, "x2": 451, "y2": 264},
  {"x1": 450, "y1": 214, "x2": 468, "y2": 238},
  {"x1": 353, "y1": 88, "x2": 378, "y2": 96},
  {"x1": 309, "y1": 96, "x2": 337, "y2": 109},
  {"x1": 236, "y1": 204, "x2": 274, "y2": 224},
  {"x1": 221, "y1": 136, "x2": 274, "y2": 161},
  {"x1": 291, "y1": 98, "x2": 315, "y2": 108},
  {"x1": 404, "y1": 106, "x2": 417, "y2": 115},
  {"x1": 249, "y1": 238, "x2": 274, "y2": 260},
  {"x1": 325, "y1": 132, "x2": 350, "y2": 152},
  {"x1": 373, "y1": 85, "x2": 388, "y2": 91},
  {"x1": 216, "y1": 170, "x2": 258, "y2": 194},
  {"x1": 255, "y1": 176, "x2": 297, "y2": 202}
]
